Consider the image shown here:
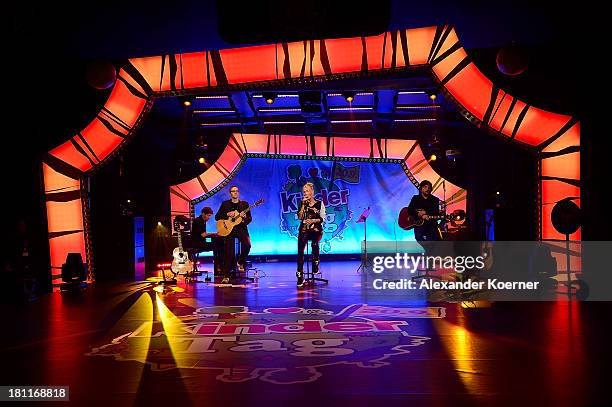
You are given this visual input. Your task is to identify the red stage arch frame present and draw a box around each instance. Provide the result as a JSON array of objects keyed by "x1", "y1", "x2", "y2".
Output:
[{"x1": 43, "y1": 25, "x2": 580, "y2": 284}]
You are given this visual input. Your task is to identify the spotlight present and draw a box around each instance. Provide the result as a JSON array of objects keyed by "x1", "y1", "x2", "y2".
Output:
[
  {"x1": 198, "y1": 157, "x2": 206, "y2": 164},
  {"x1": 157, "y1": 221, "x2": 162, "y2": 226},
  {"x1": 183, "y1": 100, "x2": 192, "y2": 107},
  {"x1": 430, "y1": 154, "x2": 437, "y2": 161},
  {"x1": 426, "y1": 90, "x2": 438, "y2": 101},
  {"x1": 496, "y1": 191, "x2": 500, "y2": 195},
  {"x1": 342, "y1": 91, "x2": 356, "y2": 103},
  {"x1": 262, "y1": 92, "x2": 276, "y2": 104},
  {"x1": 126, "y1": 199, "x2": 131, "y2": 203}
]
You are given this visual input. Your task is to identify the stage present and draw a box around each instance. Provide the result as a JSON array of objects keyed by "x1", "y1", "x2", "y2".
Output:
[
  {"x1": 2, "y1": 263, "x2": 610, "y2": 406},
  {"x1": 4, "y1": 2, "x2": 601, "y2": 405}
]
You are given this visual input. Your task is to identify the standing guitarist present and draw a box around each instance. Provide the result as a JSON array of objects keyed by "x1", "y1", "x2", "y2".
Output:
[
  {"x1": 215, "y1": 186, "x2": 252, "y2": 283},
  {"x1": 407, "y1": 180, "x2": 443, "y2": 241},
  {"x1": 296, "y1": 182, "x2": 326, "y2": 287}
]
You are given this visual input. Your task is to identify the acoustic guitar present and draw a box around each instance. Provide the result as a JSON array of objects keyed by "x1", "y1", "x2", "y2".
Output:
[
  {"x1": 397, "y1": 207, "x2": 450, "y2": 231},
  {"x1": 170, "y1": 223, "x2": 193, "y2": 275},
  {"x1": 216, "y1": 199, "x2": 264, "y2": 237}
]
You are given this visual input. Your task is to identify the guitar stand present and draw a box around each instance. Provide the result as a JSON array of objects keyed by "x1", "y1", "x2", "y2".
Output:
[{"x1": 158, "y1": 266, "x2": 177, "y2": 285}]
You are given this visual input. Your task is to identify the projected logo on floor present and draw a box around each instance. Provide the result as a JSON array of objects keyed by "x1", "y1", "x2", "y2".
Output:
[
  {"x1": 87, "y1": 303, "x2": 444, "y2": 384},
  {"x1": 280, "y1": 163, "x2": 356, "y2": 252}
]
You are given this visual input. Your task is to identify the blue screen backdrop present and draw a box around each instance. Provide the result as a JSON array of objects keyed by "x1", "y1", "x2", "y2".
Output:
[{"x1": 193, "y1": 158, "x2": 418, "y2": 255}]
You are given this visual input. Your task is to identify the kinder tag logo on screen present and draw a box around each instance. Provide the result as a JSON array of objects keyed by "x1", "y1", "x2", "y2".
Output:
[{"x1": 280, "y1": 163, "x2": 356, "y2": 252}]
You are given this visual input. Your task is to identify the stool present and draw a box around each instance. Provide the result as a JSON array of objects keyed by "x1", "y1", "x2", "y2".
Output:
[
  {"x1": 302, "y1": 239, "x2": 328, "y2": 287},
  {"x1": 228, "y1": 237, "x2": 254, "y2": 283}
]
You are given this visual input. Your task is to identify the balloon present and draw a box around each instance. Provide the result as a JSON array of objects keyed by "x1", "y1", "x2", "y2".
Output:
[
  {"x1": 86, "y1": 60, "x2": 117, "y2": 90},
  {"x1": 496, "y1": 43, "x2": 529, "y2": 76}
]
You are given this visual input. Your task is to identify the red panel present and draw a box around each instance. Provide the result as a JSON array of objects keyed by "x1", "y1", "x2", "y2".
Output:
[
  {"x1": 284, "y1": 40, "x2": 308, "y2": 78},
  {"x1": 541, "y1": 152, "x2": 580, "y2": 180},
  {"x1": 514, "y1": 107, "x2": 572, "y2": 146},
  {"x1": 104, "y1": 79, "x2": 147, "y2": 128},
  {"x1": 279, "y1": 135, "x2": 308, "y2": 155},
  {"x1": 170, "y1": 193, "x2": 190, "y2": 215},
  {"x1": 333, "y1": 137, "x2": 371, "y2": 157},
  {"x1": 313, "y1": 136, "x2": 332, "y2": 157},
  {"x1": 43, "y1": 163, "x2": 79, "y2": 193},
  {"x1": 442, "y1": 63, "x2": 492, "y2": 121},
  {"x1": 160, "y1": 55, "x2": 182, "y2": 91},
  {"x1": 386, "y1": 139, "x2": 416, "y2": 159},
  {"x1": 323, "y1": 37, "x2": 365, "y2": 73},
  {"x1": 383, "y1": 32, "x2": 395, "y2": 68},
  {"x1": 542, "y1": 122, "x2": 580, "y2": 152},
  {"x1": 434, "y1": 27, "x2": 460, "y2": 61},
  {"x1": 406, "y1": 26, "x2": 437, "y2": 65},
  {"x1": 541, "y1": 180, "x2": 580, "y2": 205},
  {"x1": 487, "y1": 92, "x2": 513, "y2": 136},
  {"x1": 242, "y1": 133, "x2": 270, "y2": 153},
  {"x1": 49, "y1": 232, "x2": 86, "y2": 269},
  {"x1": 173, "y1": 179, "x2": 205, "y2": 201},
  {"x1": 221, "y1": 44, "x2": 278, "y2": 83},
  {"x1": 364, "y1": 33, "x2": 385, "y2": 70},
  {"x1": 180, "y1": 52, "x2": 210, "y2": 88},
  {"x1": 80, "y1": 118, "x2": 125, "y2": 162},
  {"x1": 404, "y1": 143, "x2": 427, "y2": 169},
  {"x1": 49, "y1": 140, "x2": 93, "y2": 172},
  {"x1": 128, "y1": 56, "x2": 163, "y2": 92},
  {"x1": 46, "y1": 199, "x2": 84, "y2": 233},
  {"x1": 117, "y1": 68, "x2": 148, "y2": 96}
]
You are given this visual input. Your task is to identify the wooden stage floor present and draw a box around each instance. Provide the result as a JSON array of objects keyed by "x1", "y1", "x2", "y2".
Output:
[{"x1": 1, "y1": 261, "x2": 610, "y2": 406}]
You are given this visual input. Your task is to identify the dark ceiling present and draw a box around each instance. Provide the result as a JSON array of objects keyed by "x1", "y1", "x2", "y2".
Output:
[{"x1": 3, "y1": 0, "x2": 605, "y2": 239}]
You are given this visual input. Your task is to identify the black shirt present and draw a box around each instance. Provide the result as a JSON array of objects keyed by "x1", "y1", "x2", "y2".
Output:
[
  {"x1": 407, "y1": 193, "x2": 441, "y2": 227},
  {"x1": 191, "y1": 216, "x2": 208, "y2": 245},
  {"x1": 215, "y1": 200, "x2": 252, "y2": 231}
]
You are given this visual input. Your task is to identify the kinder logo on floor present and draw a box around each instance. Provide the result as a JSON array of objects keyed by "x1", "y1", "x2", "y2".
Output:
[{"x1": 87, "y1": 304, "x2": 444, "y2": 384}]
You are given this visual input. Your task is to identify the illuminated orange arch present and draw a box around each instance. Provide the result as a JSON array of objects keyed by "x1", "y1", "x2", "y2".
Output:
[
  {"x1": 169, "y1": 133, "x2": 465, "y2": 220},
  {"x1": 43, "y1": 25, "x2": 579, "y2": 284}
]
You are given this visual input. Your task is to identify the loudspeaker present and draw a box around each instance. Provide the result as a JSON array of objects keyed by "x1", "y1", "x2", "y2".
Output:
[{"x1": 61, "y1": 253, "x2": 87, "y2": 282}]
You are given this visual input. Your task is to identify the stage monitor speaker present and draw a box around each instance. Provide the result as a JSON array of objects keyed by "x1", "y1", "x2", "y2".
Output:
[
  {"x1": 61, "y1": 253, "x2": 87, "y2": 283},
  {"x1": 551, "y1": 198, "x2": 581, "y2": 235}
]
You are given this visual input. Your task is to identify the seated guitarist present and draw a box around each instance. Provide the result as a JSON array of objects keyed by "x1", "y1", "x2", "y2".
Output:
[
  {"x1": 407, "y1": 180, "x2": 443, "y2": 242},
  {"x1": 189, "y1": 207, "x2": 221, "y2": 272},
  {"x1": 215, "y1": 186, "x2": 252, "y2": 283}
]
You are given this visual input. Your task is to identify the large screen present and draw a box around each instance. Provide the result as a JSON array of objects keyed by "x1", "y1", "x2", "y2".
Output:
[{"x1": 194, "y1": 157, "x2": 418, "y2": 255}]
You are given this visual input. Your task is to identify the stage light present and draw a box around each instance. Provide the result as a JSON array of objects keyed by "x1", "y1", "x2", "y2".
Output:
[
  {"x1": 342, "y1": 91, "x2": 356, "y2": 103},
  {"x1": 426, "y1": 90, "x2": 438, "y2": 101},
  {"x1": 430, "y1": 154, "x2": 437, "y2": 161},
  {"x1": 496, "y1": 191, "x2": 500, "y2": 195},
  {"x1": 183, "y1": 100, "x2": 192, "y2": 107},
  {"x1": 299, "y1": 91, "x2": 322, "y2": 113},
  {"x1": 198, "y1": 157, "x2": 206, "y2": 164},
  {"x1": 262, "y1": 92, "x2": 276, "y2": 104},
  {"x1": 157, "y1": 221, "x2": 162, "y2": 226},
  {"x1": 127, "y1": 199, "x2": 131, "y2": 203}
]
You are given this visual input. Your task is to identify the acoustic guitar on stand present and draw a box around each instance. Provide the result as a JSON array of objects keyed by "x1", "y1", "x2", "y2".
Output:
[{"x1": 170, "y1": 221, "x2": 193, "y2": 275}]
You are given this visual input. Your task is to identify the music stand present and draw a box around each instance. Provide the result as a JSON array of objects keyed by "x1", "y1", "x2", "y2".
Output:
[{"x1": 356, "y1": 206, "x2": 372, "y2": 273}]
